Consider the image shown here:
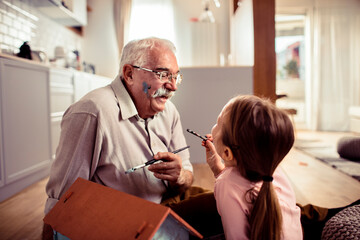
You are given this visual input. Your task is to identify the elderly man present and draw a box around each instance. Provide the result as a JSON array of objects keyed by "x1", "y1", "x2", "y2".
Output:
[{"x1": 43, "y1": 37, "x2": 223, "y2": 239}]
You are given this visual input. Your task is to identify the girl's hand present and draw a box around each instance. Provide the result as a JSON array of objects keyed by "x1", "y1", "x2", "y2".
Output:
[
  {"x1": 201, "y1": 134, "x2": 225, "y2": 177},
  {"x1": 204, "y1": 134, "x2": 213, "y2": 142}
]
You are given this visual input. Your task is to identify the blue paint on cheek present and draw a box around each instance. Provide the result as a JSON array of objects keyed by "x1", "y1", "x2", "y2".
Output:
[{"x1": 142, "y1": 82, "x2": 149, "y2": 94}]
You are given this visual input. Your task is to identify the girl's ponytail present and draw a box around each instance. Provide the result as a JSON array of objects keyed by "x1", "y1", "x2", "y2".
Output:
[{"x1": 249, "y1": 181, "x2": 282, "y2": 240}]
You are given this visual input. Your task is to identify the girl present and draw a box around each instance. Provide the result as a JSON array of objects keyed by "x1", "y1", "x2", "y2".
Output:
[{"x1": 202, "y1": 95, "x2": 302, "y2": 240}]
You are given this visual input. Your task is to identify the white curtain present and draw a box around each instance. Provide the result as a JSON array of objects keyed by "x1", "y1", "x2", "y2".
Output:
[
  {"x1": 311, "y1": 2, "x2": 360, "y2": 131},
  {"x1": 114, "y1": 0, "x2": 132, "y2": 58},
  {"x1": 128, "y1": 0, "x2": 176, "y2": 44}
]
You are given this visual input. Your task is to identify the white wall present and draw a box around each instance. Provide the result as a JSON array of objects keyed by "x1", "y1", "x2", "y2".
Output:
[
  {"x1": 83, "y1": 0, "x2": 119, "y2": 79},
  {"x1": 171, "y1": 66, "x2": 253, "y2": 163},
  {"x1": 230, "y1": 0, "x2": 254, "y2": 66},
  {"x1": 0, "y1": 0, "x2": 82, "y2": 62},
  {"x1": 276, "y1": 0, "x2": 360, "y2": 8},
  {"x1": 173, "y1": 0, "x2": 231, "y2": 67}
]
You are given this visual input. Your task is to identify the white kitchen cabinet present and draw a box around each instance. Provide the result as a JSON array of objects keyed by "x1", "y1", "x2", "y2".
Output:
[
  {"x1": 73, "y1": 71, "x2": 92, "y2": 102},
  {"x1": 74, "y1": 71, "x2": 112, "y2": 102},
  {"x1": 0, "y1": 57, "x2": 52, "y2": 202},
  {"x1": 0, "y1": 55, "x2": 112, "y2": 201},
  {"x1": 69, "y1": 0, "x2": 87, "y2": 26},
  {"x1": 90, "y1": 74, "x2": 113, "y2": 90},
  {"x1": 49, "y1": 68, "x2": 74, "y2": 159},
  {"x1": 33, "y1": 0, "x2": 87, "y2": 26},
  {"x1": 51, "y1": 70, "x2": 111, "y2": 158}
]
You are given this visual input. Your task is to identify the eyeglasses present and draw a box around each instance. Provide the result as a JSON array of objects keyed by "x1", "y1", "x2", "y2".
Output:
[{"x1": 132, "y1": 65, "x2": 183, "y2": 85}]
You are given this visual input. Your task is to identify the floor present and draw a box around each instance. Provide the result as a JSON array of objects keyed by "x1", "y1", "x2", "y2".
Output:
[
  {"x1": 280, "y1": 130, "x2": 360, "y2": 207},
  {"x1": 0, "y1": 130, "x2": 359, "y2": 240},
  {"x1": 0, "y1": 177, "x2": 47, "y2": 240}
]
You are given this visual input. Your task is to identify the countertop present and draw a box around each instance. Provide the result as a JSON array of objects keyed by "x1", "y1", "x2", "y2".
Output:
[
  {"x1": 0, "y1": 52, "x2": 50, "y2": 67},
  {"x1": 0, "y1": 53, "x2": 85, "y2": 73}
]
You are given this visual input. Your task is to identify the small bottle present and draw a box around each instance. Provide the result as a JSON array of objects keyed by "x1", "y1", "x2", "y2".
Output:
[{"x1": 73, "y1": 50, "x2": 81, "y2": 70}]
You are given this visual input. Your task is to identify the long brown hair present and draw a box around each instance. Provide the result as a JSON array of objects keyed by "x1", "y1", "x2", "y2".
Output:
[{"x1": 221, "y1": 95, "x2": 295, "y2": 240}]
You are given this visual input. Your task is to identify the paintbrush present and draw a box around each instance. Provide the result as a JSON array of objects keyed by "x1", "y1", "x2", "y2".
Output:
[
  {"x1": 125, "y1": 146, "x2": 190, "y2": 174},
  {"x1": 186, "y1": 129, "x2": 208, "y2": 141}
]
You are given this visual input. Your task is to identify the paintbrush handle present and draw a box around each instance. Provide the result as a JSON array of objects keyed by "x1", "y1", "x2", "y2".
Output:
[
  {"x1": 125, "y1": 146, "x2": 190, "y2": 174},
  {"x1": 145, "y1": 145, "x2": 190, "y2": 165},
  {"x1": 171, "y1": 145, "x2": 191, "y2": 154},
  {"x1": 186, "y1": 129, "x2": 207, "y2": 141}
]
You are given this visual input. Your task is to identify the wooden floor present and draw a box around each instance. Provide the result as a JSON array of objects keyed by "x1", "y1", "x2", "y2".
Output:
[
  {"x1": 281, "y1": 130, "x2": 360, "y2": 207},
  {"x1": 0, "y1": 177, "x2": 48, "y2": 240},
  {"x1": 0, "y1": 130, "x2": 359, "y2": 240}
]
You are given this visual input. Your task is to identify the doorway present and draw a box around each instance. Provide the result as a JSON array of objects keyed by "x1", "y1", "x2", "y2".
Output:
[{"x1": 275, "y1": 13, "x2": 307, "y2": 129}]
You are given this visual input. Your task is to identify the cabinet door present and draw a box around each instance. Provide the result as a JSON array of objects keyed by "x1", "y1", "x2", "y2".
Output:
[
  {"x1": 90, "y1": 74, "x2": 112, "y2": 90},
  {"x1": 72, "y1": 0, "x2": 87, "y2": 25},
  {"x1": 50, "y1": 68, "x2": 74, "y2": 113},
  {"x1": 0, "y1": 59, "x2": 52, "y2": 184},
  {"x1": 74, "y1": 71, "x2": 91, "y2": 102},
  {"x1": 74, "y1": 71, "x2": 112, "y2": 102},
  {"x1": 33, "y1": 0, "x2": 87, "y2": 26},
  {"x1": 0, "y1": 95, "x2": 3, "y2": 188},
  {"x1": 49, "y1": 68, "x2": 74, "y2": 158}
]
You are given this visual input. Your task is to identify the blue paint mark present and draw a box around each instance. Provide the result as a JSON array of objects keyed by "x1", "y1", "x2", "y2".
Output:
[
  {"x1": 143, "y1": 82, "x2": 149, "y2": 94},
  {"x1": 143, "y1": 82, "x2": 152, "y2": 97}
]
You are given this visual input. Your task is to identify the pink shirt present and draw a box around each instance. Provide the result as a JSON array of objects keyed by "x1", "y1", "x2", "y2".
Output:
[{"x1": 214, "y1": 167, "x2": 302, "y2": 240}]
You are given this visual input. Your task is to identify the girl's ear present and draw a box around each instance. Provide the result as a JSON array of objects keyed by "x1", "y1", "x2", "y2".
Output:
[
  {"x1": 222, "y1": 146, "x2": 234, "y2": 162},
  {"x1": 123, "y1": 64, "x2": 134, "y2": 85}
]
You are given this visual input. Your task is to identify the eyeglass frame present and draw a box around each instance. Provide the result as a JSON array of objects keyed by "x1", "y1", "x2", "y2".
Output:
[{"x1": 132, "y1": 65, "x2": 183, "y2": 85}]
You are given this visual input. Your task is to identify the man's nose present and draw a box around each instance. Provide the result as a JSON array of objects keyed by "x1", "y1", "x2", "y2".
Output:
[{"x1": 165, "y1": 78, "x2": 177, "y2": 91}]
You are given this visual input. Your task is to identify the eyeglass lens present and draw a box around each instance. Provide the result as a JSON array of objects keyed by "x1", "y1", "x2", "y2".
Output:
[{"x1": 159, "y1": 72, "x2": 182, "y2": 84}]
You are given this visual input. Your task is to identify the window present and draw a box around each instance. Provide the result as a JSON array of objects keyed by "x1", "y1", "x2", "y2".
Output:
[{"x1": 128, "y1": 0, "x2": 176, "y2": 44}]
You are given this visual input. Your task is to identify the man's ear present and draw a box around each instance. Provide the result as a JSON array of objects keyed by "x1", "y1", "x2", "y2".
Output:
[
  {"x1": 123, "y1": 64, "x2": 134, "y2": 85},
  {"x1": 222, "y1": 146, "x2": 234, "y2": 162}
]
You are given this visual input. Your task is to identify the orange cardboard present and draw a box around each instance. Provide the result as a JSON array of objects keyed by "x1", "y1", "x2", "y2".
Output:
[{"x1": 43, "y1": 178, "x2": 203, "y2": 239}]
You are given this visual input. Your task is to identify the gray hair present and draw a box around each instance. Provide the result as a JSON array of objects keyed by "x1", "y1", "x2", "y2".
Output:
[{"x1": 118, "y1": 37, "x2": 177, "y2": 78}]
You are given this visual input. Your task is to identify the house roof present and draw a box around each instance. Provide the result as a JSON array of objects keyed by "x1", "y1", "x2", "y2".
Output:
[{"x1": 43, "y1": 178, "x2": 203, "y2": 239}]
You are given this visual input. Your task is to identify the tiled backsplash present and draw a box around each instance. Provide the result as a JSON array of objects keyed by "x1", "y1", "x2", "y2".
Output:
[{"x1": 0, "y1": 0, "x2": 82, "y2": 59}]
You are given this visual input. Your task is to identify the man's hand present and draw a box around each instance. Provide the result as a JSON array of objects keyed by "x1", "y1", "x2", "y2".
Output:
[{"x1": 148, "y1": 151, "x2": 193, "y2": 190}]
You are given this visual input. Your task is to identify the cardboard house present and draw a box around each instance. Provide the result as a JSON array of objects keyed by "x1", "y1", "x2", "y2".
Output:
[{"x1": 43, "y1": 178, "x2": 203, "y2": 240}]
